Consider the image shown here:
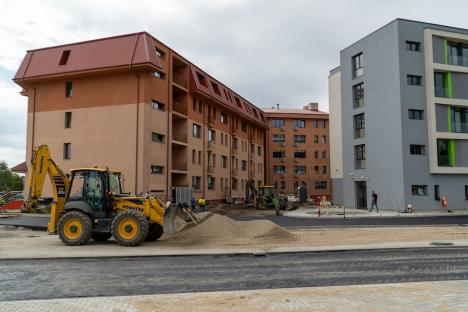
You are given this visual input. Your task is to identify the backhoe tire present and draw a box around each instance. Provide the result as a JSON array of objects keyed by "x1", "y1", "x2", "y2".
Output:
[
  {"x1": 92, "y1": 232, "x2": 112, "y2": 242},
  {"x1": 58, "y1": 211, "x2": 93, "y2": 246},
  {"x1": 111, "y1": 211, "x2": 149, "y2": 247},
  {"x1": 146, "y1": 223, "x2": 164, "y2": 241}
]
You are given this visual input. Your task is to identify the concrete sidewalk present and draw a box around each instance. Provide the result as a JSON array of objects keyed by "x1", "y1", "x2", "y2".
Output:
[
  {"x1": 285, "y1": 206, "x2": 468, "y2": 219},
  {"x1": 1, "y1": 280, "x2": 468, "y2": 311}
]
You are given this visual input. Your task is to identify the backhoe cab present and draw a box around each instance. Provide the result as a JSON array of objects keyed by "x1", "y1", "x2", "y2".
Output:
[{"x1": 26, "y1": 145, "x2": 212, "y2": 247}]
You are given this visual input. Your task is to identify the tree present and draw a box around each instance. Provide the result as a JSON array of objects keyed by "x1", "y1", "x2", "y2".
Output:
[{"x1": 0, "y1": 160, "x2": 24, "y2": 192}]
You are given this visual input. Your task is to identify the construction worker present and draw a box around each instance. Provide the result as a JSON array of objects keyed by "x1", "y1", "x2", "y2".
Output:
[{"x1": 198, "y1": 197, "x2": 206, "y2": 212}]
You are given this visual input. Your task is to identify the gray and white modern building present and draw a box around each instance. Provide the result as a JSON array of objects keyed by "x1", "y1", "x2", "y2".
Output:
[{"x1": 329, "y1": 19, "x2": 468, "y2": 211}]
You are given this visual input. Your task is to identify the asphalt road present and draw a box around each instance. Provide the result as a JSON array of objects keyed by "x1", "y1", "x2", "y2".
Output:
[
  {"x1": 1, "y1": 214, "x2": 468, "y2": 230},
  {"x1": 1, "y1": 247, "x2": 468, "y2": 301}
]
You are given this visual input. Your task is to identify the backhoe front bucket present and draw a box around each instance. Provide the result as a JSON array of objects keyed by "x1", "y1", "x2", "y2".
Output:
[{"x1": 163, "y1": 204, "x2": 215, "y2": 234}]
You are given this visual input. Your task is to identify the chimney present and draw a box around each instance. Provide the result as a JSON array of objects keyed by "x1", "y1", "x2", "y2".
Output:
[
  {"x1": 276, "y1": 103, "x2": 280, "y2": 110},
  {"x1": 304, "y1": 102, "x2": 319, "y2": 111}
]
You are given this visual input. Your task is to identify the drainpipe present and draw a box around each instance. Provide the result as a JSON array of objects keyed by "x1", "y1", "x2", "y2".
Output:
[
  {"x1": 30, "y1": 86, "x2": 37, "y2": 157},
  {"x1": 135, "y1": 74, "x2": 140, "y2": 194},
  {"x1": 166, "y1": 53, "x2": 171, "y2": 201}
]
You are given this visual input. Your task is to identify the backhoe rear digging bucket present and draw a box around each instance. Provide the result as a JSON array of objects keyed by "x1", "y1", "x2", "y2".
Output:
[{"x1": 163, "y1": 204, "x2": 215, "y2": 234}]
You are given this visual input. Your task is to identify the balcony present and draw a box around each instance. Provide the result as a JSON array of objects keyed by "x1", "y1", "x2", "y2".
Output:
[
  {"x1": 172, "y1": 132, "x2": 187, "y2": 144},
  {"x1": 207, "y1": 140, "x2": 215, "y2": 150},
  {"x1": 173, "y1": 73, "x2": 188, "y2": 89},
  {"x1": 231, "y1": 168, "x2": 238, "y2": 176},
  {"x1": 172, "y1": 160, "x2": 187, "y2": 172},
  {"x1": 172, "y1": 101, "x2": 187, "y2": 116}
]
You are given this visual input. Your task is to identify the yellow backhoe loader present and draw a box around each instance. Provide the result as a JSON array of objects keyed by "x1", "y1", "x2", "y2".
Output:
[{"x1": 24, "y1": 145, "x2": 214, "y2": 246}]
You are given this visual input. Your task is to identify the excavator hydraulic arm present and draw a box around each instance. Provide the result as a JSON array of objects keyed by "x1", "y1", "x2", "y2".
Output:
[{"x1": 25, "y1": 145, "x2": 70, "y2": 233}]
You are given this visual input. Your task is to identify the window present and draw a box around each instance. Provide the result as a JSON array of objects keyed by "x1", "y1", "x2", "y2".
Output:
[
  {"x1": 314, "y1": 166, "x2": 319, "y2": 174},
  {"x1": 411, "y1": 185, "x2": 428, "y2": 196},
  {"x1": 465, "y1": 185, "x2": 468, "y2": 200},
  {"x1": 257, "y1": 146, "x2": 262, "y2": 156},
  {"x1": 410, "y1": 144, "x2": 426, "y2": 155},
  {"x1": 322, "y1": 166, "x2": 327, "y2": 174},
  {"x1": 353, "y1": 113, "x2": 365, "y2": 138},
  {"x1": 192, "y1": 176, "x2": 201, "y2": 190},
  {"x1": 322, "y1": 151, "x2": 327, "y2": 159},
  {"x1": 211, "y1": 82, "x2": 221, "y2": 95},
  {"x1": 273, "y1": 134, "x2": 285, "y2": 143},
  {"x1": 294, "y1": 135, "x2": 306, "y2": 144},
  {"x1": 355, "y1": 144, "x2": 366, "y2": 169},
  {"x1": 452, "y1": 107, "x2": 468, "y2": 133},
  {"x1": 313, "y1": 135, "x2": 319, "y2": 144},
  {"x1": 192, "y1": 124, "x2": 201, "y2": 138},
  {"x1": 437, "y1": 139, "x2": 453, "y2": 167},
  {"x1": 272, "y1": 119, "x2": 284, "y2": 128},
  {"x1": 242, "y1": 160, "x2": 247, "y2": 171},
  {"x1": 294, "y1": 150, "x2": 306, "y2": 158},
  {"x1": 232, "y1": 178, "x2": 238, "y2": 190},
  {"x1": 407, "y1": 75, "x2": 422, "y2": 86},
  {"x1": 151, "y1": 100, "x2": 165, "y2": 111},
  {"x1": 273, "y1": 166, "x2": 285, "y2": 174},
  {"x1": 294, "y1": 120, "x2": 305, "y2": 128},
  {"x1": 272, "y1": 150, "x2": 284, "y2": 158},
  {"x1": 65, "y1": 112, "x2": 72, "y2": 128},
  {"x1": 280, "y1": 181, "x2": 285, "y2": 190},
  {"x1": 312, "y1": 120, "x2": 318, "y2": 128},
  {"x1": 208, "y1": 129, "x2": 216, "y2": 142},
  {"x1": 314, "y1": 150, "x2": 319, "y2": 159},
  {"x1": 235, "y1": 97, "x2": 242, "y2": 108},
  {"x1": 406, "y1": 41, "x2": 421, "y2": 52},
  {"x1": 198, "y1": 151, "x2": 202, "y2": 165},
  {"x1": 241, "y1": 122, "x2": 247, "y2": 132},
  {"x1": 208, "y1": 176, "x2": 215, "y2": 190},
  {"x1": 155, "y1": 47, "x2": 166, "y2": 59},
  {"x1": 151, "y1": 165, "x2": 163, "y2": 174},
  {"x1": 352, "y1": 53, "x2": 363, "y2": 78},
  {"x1": 353, "y1": 83, "x2": 364, "y2": 108},
  {"x1": 63, "y1": 143, "x2": 71, "y2": 160},
  {"x1": 315, "y1": 181, "x2": 327, "y2": 190},
  {"x1": 321, "y1": 135, "x2": 327, "y2": 144},
  {"x1": 409, "y1": 109, "x2": 424, "y2": 120},
  {"x1": 434, "y1": 72, "x2": 447, "y2": 97},
  {"x1": 447, "y1": 41, "x2": 468, "y2": 66},
  {"x1": 65, "y1": 81, "x2": 73, "y2": 97},
  {"x1": 192, "y1": 98, "x2": 197, "y2": 111},
  {"x1": 152, "y1": 132, "x2": 165, "y2": 143},
  {"x1": 192, "y1": 149, "x2": 196, "y2": 164},
  {"x1": 59, "y1": 50, "x2": 71, "y2": 65},
  {"x1": 294, "y1": 166, "x2": 306, "y2": 175},
  {"x1": 434, "y1": 185, "x2": 440, "y2": 201},
  {"x1": 220, "y1": 112, "x2": 228, "y2": 124},
  {"x1": 320, "y1": 120, "x2": 327, "y2": 128},
  {"x1": 196, "y1": 72, "x2": 207, "y2": 87},
  {"x1": 221, "y1": 156, "x2": 227, "y2": 168}
]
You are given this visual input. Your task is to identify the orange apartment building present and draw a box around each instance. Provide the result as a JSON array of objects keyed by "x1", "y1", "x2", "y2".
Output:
[
  {"x1": 264, "y1": 103, "x2": 332, "y2": 200},
  {"x1": 13, "y1": 32, "x2": 267, "y2": 202}
]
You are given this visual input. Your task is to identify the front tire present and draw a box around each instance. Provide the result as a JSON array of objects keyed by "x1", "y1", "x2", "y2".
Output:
[
  {"x1": 146, "y1": 223, "x2": 164, "y2": 241},
  {"x1": 58, "y1": 211, "x2": 93, "y2": 246},
  {"x1": 111, "y1": 211, "x2": 149, "y2": 246}
]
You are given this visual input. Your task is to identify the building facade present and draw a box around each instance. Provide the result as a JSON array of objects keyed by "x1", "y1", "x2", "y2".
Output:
[
  {"x1": 336, "y1": 19, "x2": 468, "y2": 211},
  {"x1": 14, "y1": 32, "x2": 267, "y2": 202},
  {"x1": 264, "y1": 104, "x2": 331, "y2": 199}
]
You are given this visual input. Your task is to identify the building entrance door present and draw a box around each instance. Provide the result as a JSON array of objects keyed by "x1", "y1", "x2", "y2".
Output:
[{"x1": 355, "y1": 181, "x2": 367, "y2": 209}]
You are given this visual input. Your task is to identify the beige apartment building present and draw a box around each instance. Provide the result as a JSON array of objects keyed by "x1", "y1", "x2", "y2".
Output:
[
  {"x1": 14, "y1": 32, "x2": 267, "y2": 202},
  {"x1": 264, "y1": 104, "x2": 332, "y2": 200}
]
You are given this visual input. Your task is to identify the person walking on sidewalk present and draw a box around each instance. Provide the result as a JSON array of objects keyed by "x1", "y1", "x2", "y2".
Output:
[
  {"x1": 198, "y1": 197, "x2": 206, "y2": 212},
  {"x1": 442, "y1": 194, "x2": 448, "y2": 209},
  {"x1": 369, "y1": 191, "x2": 379, "y2": 212}
]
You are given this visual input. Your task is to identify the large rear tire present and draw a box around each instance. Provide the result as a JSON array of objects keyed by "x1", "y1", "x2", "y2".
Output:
[
  {"x1": 58, "y1": 211, "x2": 93, "y2": 246},
  {"x1": 146, "y1": 223, "x2": 164, "y2": 241},
  {"x1": 111, "y1": 211, "x2": 149, "y2": 246}
]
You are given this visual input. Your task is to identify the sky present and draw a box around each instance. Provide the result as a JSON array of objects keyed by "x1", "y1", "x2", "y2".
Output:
[{"x1": 1, "y1": 0, "x2": 468, "y2": 167}]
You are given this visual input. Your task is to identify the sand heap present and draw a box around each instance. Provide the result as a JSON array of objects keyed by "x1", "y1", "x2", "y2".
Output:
[{"x1": 164, "y1": 213, "x2": 296, "y2": 244}]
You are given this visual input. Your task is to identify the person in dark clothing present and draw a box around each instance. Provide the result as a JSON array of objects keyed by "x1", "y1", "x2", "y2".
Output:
[{"x1": 369, "y1": 191, "x2": 379, "y2": 212}]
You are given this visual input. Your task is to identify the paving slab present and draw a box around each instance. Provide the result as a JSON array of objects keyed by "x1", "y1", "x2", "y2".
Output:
[{"x1": 1, "y1": 280, "x2": 468, "y2": 311}]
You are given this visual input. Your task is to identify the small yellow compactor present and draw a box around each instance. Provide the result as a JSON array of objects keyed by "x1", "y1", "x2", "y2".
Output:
[{"x1": 25, "y1": 145, "x2": 213, "y2": 246}]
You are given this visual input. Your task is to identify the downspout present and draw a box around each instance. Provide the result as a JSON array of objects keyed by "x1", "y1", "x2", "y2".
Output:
[
  {"x1": 135, "y1": 74, "x2": 140, "y2": 194},
  {"x1": 31, "y1": 87, "x2": 37, "y2": 156},
  {"x1": 202, "y1": 102, "x2": 206, "y2": 198},
  {"x1": 229, "y1": 119, "x2": 232, "y2": 200},
  {"x1": 166, "y1": 54, "x2": 171, "y2": 201}
]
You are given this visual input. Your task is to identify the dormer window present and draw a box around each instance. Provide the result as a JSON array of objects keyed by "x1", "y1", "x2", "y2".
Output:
[
  {"x1": 211, "y1": 82, "x2": 221, "y2": 95},
  {"x1": 155, "y1": 47, "x2": 166, "y2": 60},
  {"x1": 59, "y1": 50, "x2": 71, "y2": 65},
  {"x1": 196, "y1": 72, "x2": 208, "y2": 87}
]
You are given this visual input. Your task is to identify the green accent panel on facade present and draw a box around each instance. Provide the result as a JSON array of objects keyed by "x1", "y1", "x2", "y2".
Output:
[
  {"x1": 444, "y1": 39, "x2": 448, "y2": 64},
  {"x1": 448, "y1": 139, "x2": 456, "y2": 167},
  {"x1": 447, "y1": 105, "x2": 452, "y2": 132},
  {"x1": 446, "y1": 72, "x2": 453, "y2": 98}
]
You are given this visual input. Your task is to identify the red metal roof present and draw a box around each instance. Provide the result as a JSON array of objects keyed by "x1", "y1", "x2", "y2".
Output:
[
  {"x1": 10, "y1": 161, "x2": 27, "y2": 173},
  {"x1": 14, "y1": 32, "x2": 161, "y2": 81},
  {"x1": 263, "y1": 108, "x2": 328, "y2": 115}
]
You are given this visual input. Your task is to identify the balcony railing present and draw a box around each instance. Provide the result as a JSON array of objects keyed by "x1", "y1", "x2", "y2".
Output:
[
  {"x1": 173, "y1": 73, "x2": 188, "y2": 89},
  {"x1": 448, "y1": 55, "x2": 468, "y2": 67},
  {"x1": 173, "y1": 101, "x2": 187, "y2": 115},
  {"x1": 172, "y1": 160, "x2": 187, "y2": 171},
  {"x1": 172, "y1": 132, "x2": 187, "y2": 143}
]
